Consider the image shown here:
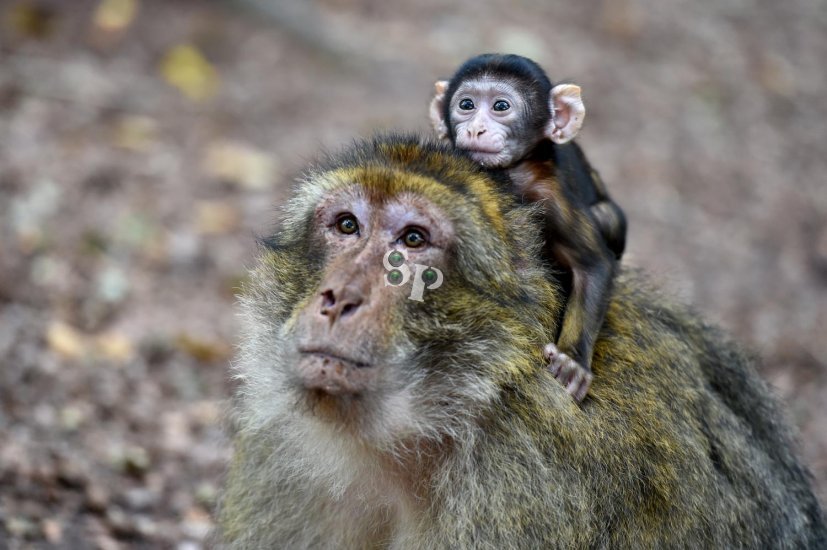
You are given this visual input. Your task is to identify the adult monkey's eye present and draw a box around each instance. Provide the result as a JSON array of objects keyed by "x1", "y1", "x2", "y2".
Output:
[
  {"x1": 403, "y1": 228, "x2": 427, "y2": 248},
  {"x1": 336, "y1": 214, "x2": 359, "y2": 235},
  {"x1": 459, "y1": 98, "x2": 475, "y2": 110},
  {"x1": 493, "y1": 100, "x2": 510, "y2": 112}
]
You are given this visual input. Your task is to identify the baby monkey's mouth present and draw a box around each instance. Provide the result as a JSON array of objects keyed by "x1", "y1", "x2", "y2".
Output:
[
  {"x1": 463, "y1": 146, "x2": 503, "y2": 155},
  {"x1": 465, "y1": 149, "x2": 509, "y2": 167}
]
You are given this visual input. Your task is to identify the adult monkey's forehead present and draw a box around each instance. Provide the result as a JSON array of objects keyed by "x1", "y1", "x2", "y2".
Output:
[{"x1": 300, "y1": 137, "x2": 512, "y2": 238}]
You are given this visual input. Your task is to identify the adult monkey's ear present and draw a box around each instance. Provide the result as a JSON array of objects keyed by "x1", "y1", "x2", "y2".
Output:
[
  {"x1": 546, "y1": 84, "x2": 585, "y2": 144},
  {"x1": 429, "y1": 80, "x2": 450, "y2": 140}
]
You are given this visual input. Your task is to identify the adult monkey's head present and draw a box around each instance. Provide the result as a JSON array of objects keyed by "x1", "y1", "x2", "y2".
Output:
[
  {"x1": 429, "y1": 53, "x2": 585, "y2": 167},
  {"x1": 235, "y1": 135, "x2": 562, "y2": 447}
]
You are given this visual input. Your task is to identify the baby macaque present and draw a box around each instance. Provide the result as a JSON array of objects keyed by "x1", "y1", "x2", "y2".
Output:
[{"x1": 430, "y1": 53, "x2": 627, "y2": 401}]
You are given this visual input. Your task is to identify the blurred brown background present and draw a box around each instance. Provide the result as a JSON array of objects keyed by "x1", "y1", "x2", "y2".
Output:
[{"x1": 0, "y1": 0, "x2": 824, "y2": 547}]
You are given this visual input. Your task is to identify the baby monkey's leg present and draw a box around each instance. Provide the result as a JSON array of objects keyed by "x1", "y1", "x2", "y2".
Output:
[
  {"x1": 590, "y1": 200, "x2": 627, "y2": 260},
  {"x1": 545, "y1": 225, "x2": 616, "y2": 402},
  {"x1": 544, "y1": 342, "x2": 593, "y2": 403}
]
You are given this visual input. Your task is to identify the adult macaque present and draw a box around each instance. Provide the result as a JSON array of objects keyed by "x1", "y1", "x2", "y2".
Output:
[
  {"x1": 215, "y1": 135, "x2": 826, "y2": 548},
  {"x1": 430, "y1": 53, "x2": 626, "y2": 402}
]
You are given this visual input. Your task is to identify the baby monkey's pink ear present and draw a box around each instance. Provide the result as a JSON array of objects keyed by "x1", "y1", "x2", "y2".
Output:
[
  {"x1": 546, "y1": 84, "x2": 585, "y2": 144},
  {"x1": 429, "y1": 80, "x2": 450, "y2": 140}
]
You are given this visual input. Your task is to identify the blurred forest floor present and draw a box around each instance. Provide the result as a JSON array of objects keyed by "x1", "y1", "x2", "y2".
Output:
[{"x1": 0, "y1": 0, "x2": 825, "y2": 547}]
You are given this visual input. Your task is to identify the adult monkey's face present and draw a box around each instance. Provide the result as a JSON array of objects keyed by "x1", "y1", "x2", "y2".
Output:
[
  {"x1": 292, "y1": 183, "x2": 454, "y2": 397},
  {"x1": 236, "y1": 138, "x2": 561, "y2": 445}
]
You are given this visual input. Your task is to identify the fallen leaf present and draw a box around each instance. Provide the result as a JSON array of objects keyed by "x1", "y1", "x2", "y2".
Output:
[
  {"x1": 59, "y1": 404, "x2": 89, "y2": 431},
  {"x1": 159, "y1": 44, "x2": 219, "y2": 101},
  {"x1": 161, "y1": 411, "x2": 191, "y2": 453},
  {"x1": 6, "y1": 3, "x2": 57, "y2": 39},
  {"x1": 203, "y1": 140, "x2": 277, "y2": 190},
  {"x1": 175, "y1": 333, "x2": 232, "y2": 363},
  {"x1": 181, "y1": 507, "x2": 213, "y2": 540},
  {"x1": 95, "y1": 331, "x2": 134, "y2": 363},
  {"x1": 5, "y1": 517, "x2": 37, "y2": 538},
  {"x1": 188, "y1": 399, "x2": 221, "y2": 426},
  {"x1": 41, "y1": 518, "x2": 63, "y2": 544},
  {"x1": 111, "y1": 445, "x2": 151, "y2": 476},
  {"x1": 46, "y1": 322, "x2": 87, "y2": 360},
  {"x1": 113, "y1": 115, "x2": 158, "y2": 151},
  {"x1": 195, "y1": 200, "x2": 240, "y2": 235},
  {"x1": 11, "y1": 180, "x2": 61, "y2": 244},
  {"x1": 96, "y1": 265, "x2": 130, "y2": 303},
  {"x1": 92, "y1": 0, "x2": 138, "y2": 33},
  {"x1": 115, "y1": 213, "x2": 159, "y2": 250},
  {"x1": 195, "y1": 481, "x2": 218, "y2": 506}
]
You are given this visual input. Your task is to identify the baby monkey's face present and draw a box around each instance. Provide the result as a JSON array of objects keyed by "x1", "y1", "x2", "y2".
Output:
[{"x1": 448, "y1": 78, "x2": 538, "y2": 168}]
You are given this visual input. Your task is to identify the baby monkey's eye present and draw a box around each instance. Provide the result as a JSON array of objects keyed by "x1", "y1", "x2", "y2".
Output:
[
  {"x1": 336, "y1": 214, "x2": 359, "y2": 235},
  {"x1": 402, "y1": 228, "x2": 427, "y2": 248},
  {"x1": 492, "y1": 100, "x2": 510, "y2": 112},
  {"x1": 458, "y1": 98, "x2": 475, "y2": 110}
]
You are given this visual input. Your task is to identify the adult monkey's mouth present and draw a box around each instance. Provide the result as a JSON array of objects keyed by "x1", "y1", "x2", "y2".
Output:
[
  {"x1": 295, "y1": 348, "x2": 374, "y2": 396},
  {"x1": 298, "y1": 348, "x2": 371, "y2": 369}
]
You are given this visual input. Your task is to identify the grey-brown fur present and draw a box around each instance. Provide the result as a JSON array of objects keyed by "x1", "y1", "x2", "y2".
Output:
[{"x1": 216, "y1": 135, "x2": 825, "y2": 549}]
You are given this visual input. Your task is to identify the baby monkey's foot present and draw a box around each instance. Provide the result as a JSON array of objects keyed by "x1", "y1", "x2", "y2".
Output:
[{"x1": 543, "y1": 343, "x2": 593, "y2": 403}]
